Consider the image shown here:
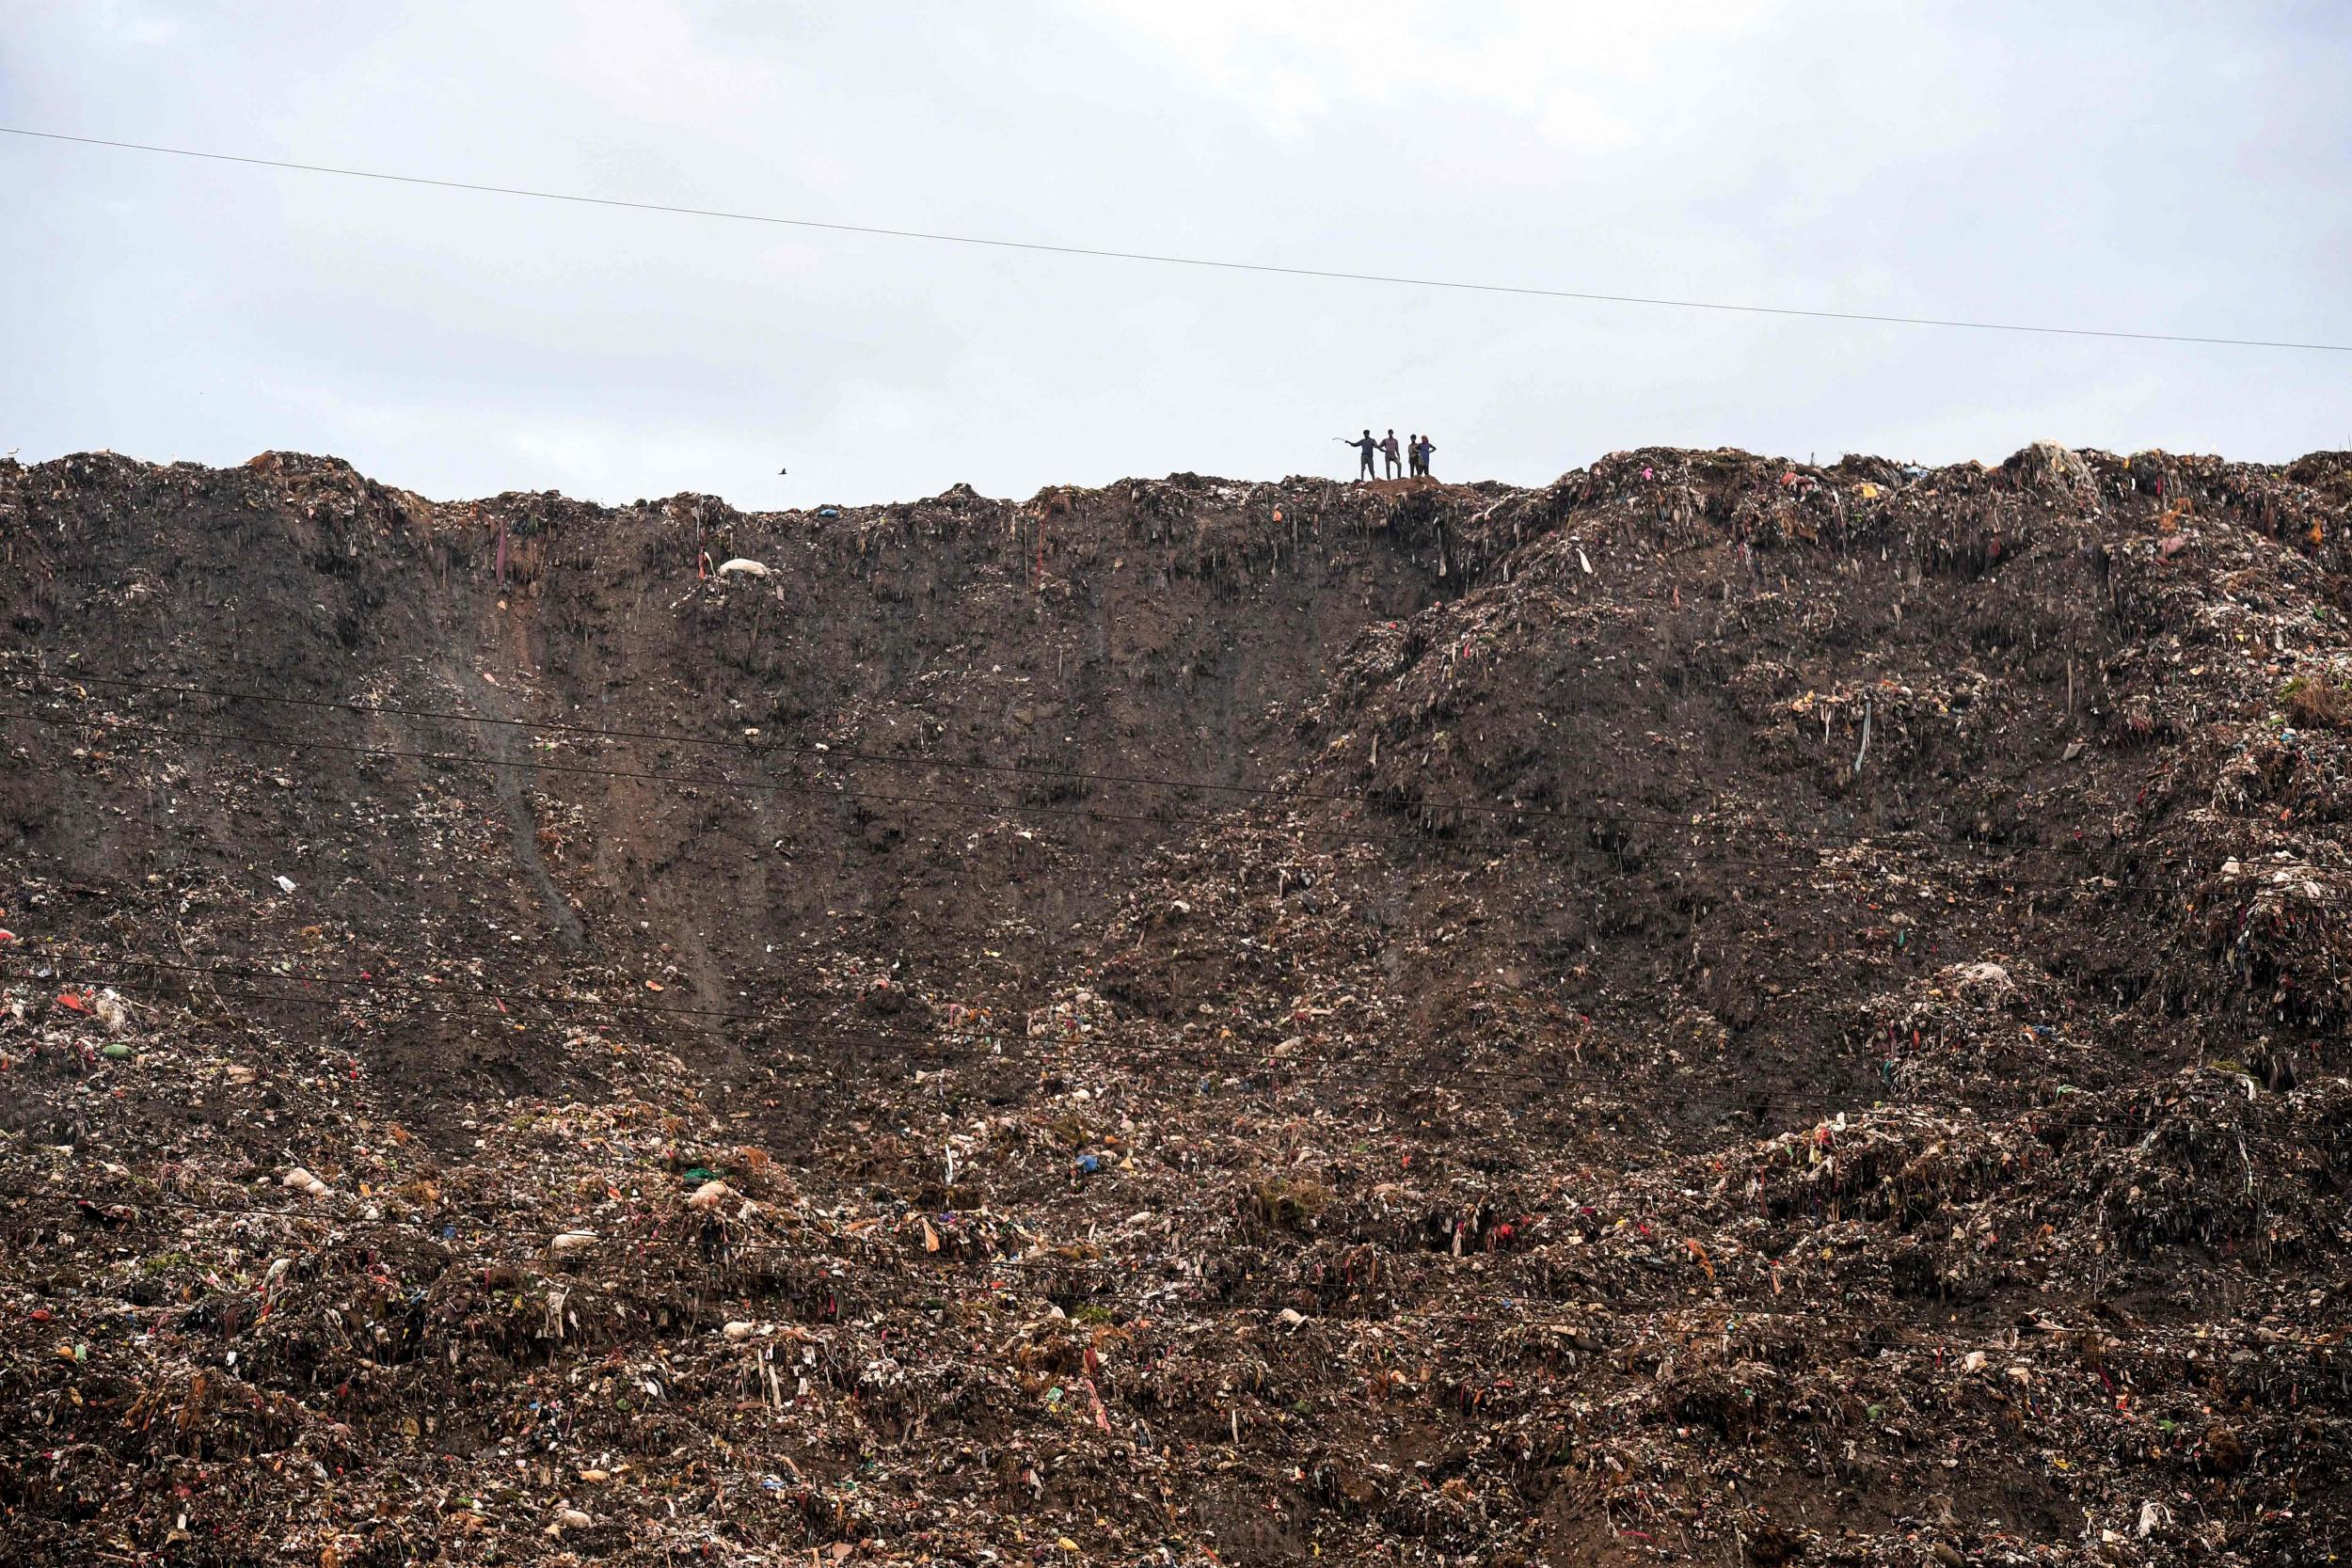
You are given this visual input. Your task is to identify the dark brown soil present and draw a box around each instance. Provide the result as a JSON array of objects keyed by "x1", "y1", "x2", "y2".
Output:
[{"x1": 2, "y1": 443, "x2": 2349, "y2": 1565}]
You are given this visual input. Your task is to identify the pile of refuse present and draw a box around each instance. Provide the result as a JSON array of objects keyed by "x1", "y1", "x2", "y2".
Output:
[{"x1": 2, "y1": 440, "x2": 2351, "y2": 1564}]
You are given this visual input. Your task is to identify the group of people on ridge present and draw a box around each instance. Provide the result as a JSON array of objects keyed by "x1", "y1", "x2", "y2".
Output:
[{"x1": 1342, "y1": 428, "x2": 1436, "y2": 481}]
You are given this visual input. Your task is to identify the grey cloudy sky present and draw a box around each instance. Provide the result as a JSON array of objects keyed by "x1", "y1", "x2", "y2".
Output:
[{"x1": 6, "y1": 2, "x2": 2348, "y2": 507}]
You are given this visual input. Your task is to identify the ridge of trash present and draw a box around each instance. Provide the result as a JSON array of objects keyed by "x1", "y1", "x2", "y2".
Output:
[{"x1": 3, "y1": 441, "x2": 2351, "y2": 1565}]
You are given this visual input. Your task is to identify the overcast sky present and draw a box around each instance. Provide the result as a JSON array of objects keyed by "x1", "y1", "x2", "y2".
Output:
[{"x1": 5, "y1": 2, "x2": 2348, "y2": 506}]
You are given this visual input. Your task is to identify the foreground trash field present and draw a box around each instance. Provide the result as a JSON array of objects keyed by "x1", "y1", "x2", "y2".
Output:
[{"x1": 3, "y1": 443, "x2": 2350, "y2": 1564}]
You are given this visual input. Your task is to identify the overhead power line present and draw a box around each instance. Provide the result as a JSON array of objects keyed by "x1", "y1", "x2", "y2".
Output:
[
  {"x1": 6, "y1": 697, "x2": 2113, "y2": 886},
  {"x1": 44, "y1": 958, "x2": 1673, "y2": 1096},
  {"x1": 4, "y1": 1188, "x2": 2340, "y2": 1356},
  {"x1": 4, "y1": 126, "x2": 2347, "y2": 355},
  {"x1": 8, "y1": 704, "x2": 2106, "y2": 891},
  {"x1": 28, "y1": 669, "x2": 2136, "y2": 862},
  {"x1": 26, "y1": 957, "x2": 1866, "y2": 1105},
  {"x1": 40, "y1": 953, "x2": 2189, "y2": 1116}
]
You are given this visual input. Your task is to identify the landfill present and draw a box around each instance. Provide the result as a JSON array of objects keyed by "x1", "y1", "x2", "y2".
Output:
[{"x1": 2, "y1": 442, "x2": 2350, "y2": 1564}]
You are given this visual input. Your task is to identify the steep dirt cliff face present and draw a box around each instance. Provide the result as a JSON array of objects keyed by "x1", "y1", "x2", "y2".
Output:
[
  {"x1": 3, "y1": 445, "x2": 2350, "y2": 1565},
  {"x1": 2, "y1": 456, "x2": 1486, "y2": 1139}
]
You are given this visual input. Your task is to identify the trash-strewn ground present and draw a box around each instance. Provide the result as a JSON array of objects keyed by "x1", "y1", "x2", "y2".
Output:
[{"x1": 2, "y1": 442, "x2": 2349, "y2": 1565}]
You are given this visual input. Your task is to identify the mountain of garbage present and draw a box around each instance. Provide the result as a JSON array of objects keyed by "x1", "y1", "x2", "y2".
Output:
[{"x1": 3, "y1": 440, "x2": 2350, "y2": 1566}]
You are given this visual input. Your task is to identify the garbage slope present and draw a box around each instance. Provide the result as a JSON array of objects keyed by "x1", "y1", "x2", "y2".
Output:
[{"x1": 1, "y1": 444, "x2": 2349, "y2": 1565}]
